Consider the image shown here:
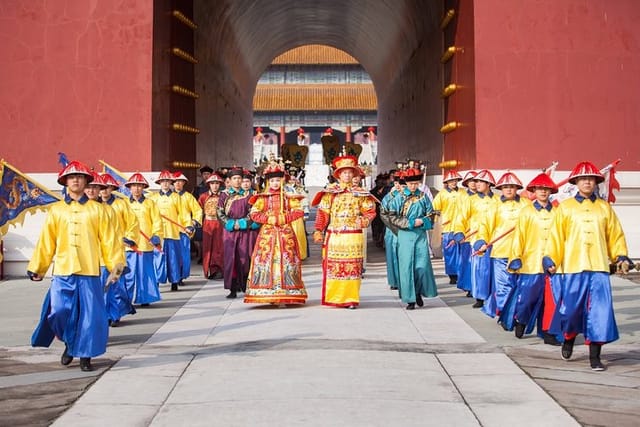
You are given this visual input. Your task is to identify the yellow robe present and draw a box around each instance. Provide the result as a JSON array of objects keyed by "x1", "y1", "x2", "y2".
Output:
[
  {"x1": 128, "y1": 196, "x2": 163, "y2": 252},
  {"x1": 509, "y1": 202, "x2": 556, "y2": 274},
  {"x1": 28, "y1": 198, "x2": 123, "y2": 276},
  {"x1": 477, "y1": 196, "x2": 530, "y2": 258},
  {"x1": 545, "y1": 196, "x2": 628, "y2": 273},
  {"x1": 177, "y1": 191, "x2": 203, "y2": 229},
  {"x1": 149, "y1": 191, "x2": 183, "y2": 240},
  {"x1": 432, "y1": 187, "x2": 466, "y2": 233}
]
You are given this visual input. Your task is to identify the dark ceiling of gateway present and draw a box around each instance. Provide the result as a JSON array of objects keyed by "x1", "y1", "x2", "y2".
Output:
[
  {"x1": 198, "y1": 0, "x2": 442, "y2": 99},
  {"x1": 193, "y1": 0, "x2": 446, "y2": 171}
]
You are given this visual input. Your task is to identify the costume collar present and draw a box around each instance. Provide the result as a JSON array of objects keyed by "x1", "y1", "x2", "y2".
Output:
[
  {"x1": 159, "y1": 189, "x2": 173, "y2": 196},
  {"x1": 403, "y1": 188, "x2": 421, "y2": 197},
  {"x1": 500, "y1": 194, "x2": 521, "y2": 203},
  {"x1": 65, "y1": 193, "x2": 89, "y2": 205},
  {"x1": 228, "y1": 187, "x2": 244, "y2": 195},
  {"x1": 476, "y1": 192, "x2": 493, "y2": 199},
  {"x1": 130, "y1": 194, "x2": 146, "y2": 203},
  {"x1": 575, "y1": 193, "x2": 597, "y2": 203},
  {"x1": 176, "y1": 190, "x2": 186, "y2": 196},
  {"x1": 533, "y1": 200, "x2": 553, "y2": 211},
  {"x1": 467, "y1": 189, "x2": 475, "y2": 196}
]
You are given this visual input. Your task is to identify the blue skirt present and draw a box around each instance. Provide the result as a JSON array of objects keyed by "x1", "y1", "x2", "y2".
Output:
[
  {"x1": 549, "y1": 272, "x2": 619, "y2": 343},
  {"x1": 471, "y1": 247, "x2": 492, "y2": 300},
  {"x1": 442, "y1": 232, "x2": 460, "y2": 276},
  {"x1": 179, "y1": 233, "x2": 192, "y2": 280},
  {"x1": 456, "y1": 242, "x2": 472, "y2": 291},
  {"x1": 125, "y1": 251, "x2": 161, "y2": 305},
  {"x1": 31, "y1": 275, "x2": 109, "y2": 358}
]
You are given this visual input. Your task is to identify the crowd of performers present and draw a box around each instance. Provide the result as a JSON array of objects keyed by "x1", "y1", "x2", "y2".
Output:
[
  {"x1": 25, "y1": 156, "x2": 633, "y2": 373},
  {"x1": 375, "y1": 161, "x2": 632, "y2": 371}
]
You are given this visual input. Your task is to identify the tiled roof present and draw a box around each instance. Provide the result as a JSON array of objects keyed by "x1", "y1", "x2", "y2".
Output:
[
  {"x1": 253, "y1": 84, "x2": 377, "y2": 111},
  {"x1": 272, "y1": 45, "x2": 359, "y2": 65}
]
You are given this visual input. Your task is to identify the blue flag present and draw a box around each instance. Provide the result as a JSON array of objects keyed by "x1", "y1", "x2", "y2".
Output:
[
  {"x1": 57, "y1": 152, "x2": 70, "y2": 168},
  {"x1": 0, "y1": 160, "x2": 61, "y2": 236},
  {"x1": 99, "y1": 160, "x2": 131, "y2": 197}
]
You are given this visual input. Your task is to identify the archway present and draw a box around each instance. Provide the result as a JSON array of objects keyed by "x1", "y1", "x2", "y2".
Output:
[{"x1": 189, "y1": 0, "x2": 445, "y2": 174}]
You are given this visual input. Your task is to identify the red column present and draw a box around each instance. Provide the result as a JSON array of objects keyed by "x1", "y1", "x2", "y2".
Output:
[{"x1": 346, "y1": 126, "x2": 352, "y2": 142}]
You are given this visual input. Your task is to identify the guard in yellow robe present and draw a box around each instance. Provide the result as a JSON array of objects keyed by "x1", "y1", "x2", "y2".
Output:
[
  {"x1": 475, "y1": 172, "x2": 530, "y2": 319},
  {"x1": 125, "y1": 173, "x2": 163, "y2": 305},
  {"x1": 29, "y1": 161, "x2": 124, "y2": 372},
  {"x1": 452, "y1": 169, "x2": 498, "y2": 308},
  {"x1": 544, "y1": 161, "x2": 632, "y2": 371},
  {"x1": 100, "y1": 172, "x2": 140, "y2": 326},
  {"x1": 432, "y1": 170, "x2": 465, "y2": 285},
  {"x1": 507, "y1": 173, "x2": 561, "y2": 343},
  {"x1": 312, "y1": 155, "x2": 377, "y2": 309},
  {"x1": 173, "y1": 172, "x2": 203, "y2": 283},
  {"x1": 149, "y1": 170, "x2": 185, "y2": 291}
]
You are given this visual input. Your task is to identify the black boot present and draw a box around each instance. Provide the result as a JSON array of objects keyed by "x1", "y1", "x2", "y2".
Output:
[
  {"x1": 465, "y1": 291, "x2": 472, "y2": 297},
  {"x1": 416, "y1": 294, "x2": 424, "y2": 307},
  {"x1": 449, "y1": 275, "x2": 458, "y2": 285},
  {"x1": 514, "y1": 321, "x2": 526, "y2": 338},
  {"x1": 79, "y1": 357, "x2": 93, "y2": 372},
  {"x1": 226, "y1": 290, "x2": 237, "y2": 299},
  {"x1": 561, "y1": 337, "x2": 575, "y2": 360},
  {"x1": 543, "y1": 332, "x2": 562, "y2": 346},
  {"x1": 472, "y1": 299, "x2": 484, "y2": 308},
  {"x1": 171, "y1": 282, "x2": 179, "y2": 291},
  {"x1": 61, "y1": 345, "x2": 73, "y2": 366},
  {"x1": 406, "y1": 302, "x2": 416, "y2": 310},
  {"x1": 589, "y1": 343, "x2": 605, "y2": 371}
]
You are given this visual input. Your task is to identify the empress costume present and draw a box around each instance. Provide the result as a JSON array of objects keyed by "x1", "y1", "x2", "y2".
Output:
[{"x1": 244, "y1": 188, "x2": 307, "y2": 304}]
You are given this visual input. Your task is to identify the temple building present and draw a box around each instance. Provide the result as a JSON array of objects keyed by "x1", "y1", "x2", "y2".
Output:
[{"x1": 252, "y1": 45, "x2": 378, "y2": 171}]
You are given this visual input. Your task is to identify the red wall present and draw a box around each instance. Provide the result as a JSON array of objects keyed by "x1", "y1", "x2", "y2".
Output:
[
  {"x1": 473, "y1": 0, "x2": 640, "y2": 171},
  {"x1": 444, "y1": 0, "x2": 477, "y2": 170},
  {"x1": 0, "y1": 0, "x2": 154, "y2": 173}
]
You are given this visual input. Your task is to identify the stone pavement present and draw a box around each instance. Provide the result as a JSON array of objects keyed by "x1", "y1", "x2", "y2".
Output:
[{"x1": 1, "y1": 241, "x2": 639, "y2": 426}]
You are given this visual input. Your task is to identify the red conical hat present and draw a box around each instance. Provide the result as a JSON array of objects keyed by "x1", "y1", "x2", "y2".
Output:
[
  {"x1": 474, "y1": 169, "x2": 496, "y2": 186},
  {"x1": 155, "y1": 170, "x2": 175, "y2": 184},
  {"x1": 57, "y1": 160, "x2": 94, "y2": 185},
  {"x1": 125, "y1": 172, "x2": 149, "y2": 188},
  {"x1": 205, "y1": 173, "x2": 224, "y2": 184},
  {"x1": 100, "y1": 173, "x2": 120, "y2": 189},
  {"x1": 526, "y1": 173, "x2": 558, "y2": 194},
  {"x1": 173, "y1": 172, "x2": 188, "y2": 182},
  {"x1": 443, "y1": 170, "x2": 462, "y2": 183},
  {"x1": 568, "y1": 161, "x2": 604, "y2": 184},
  {"x1": 461, "y1": 170, "x2": 477, "y2": 188},
  {"x1": 495, "y1": 171, "x2": 523, "y2": 189},
  {"x1": 87, "y1": 171, "x2": 107, "y2": 187}
]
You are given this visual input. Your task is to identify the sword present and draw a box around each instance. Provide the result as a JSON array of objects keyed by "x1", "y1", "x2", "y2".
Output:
[
  {"x1": 472, "y1": 227, "x2": 515, "y2": 256},
  {"x1": 140, "y1": 230, "x2": 163, "y2": 253}
]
